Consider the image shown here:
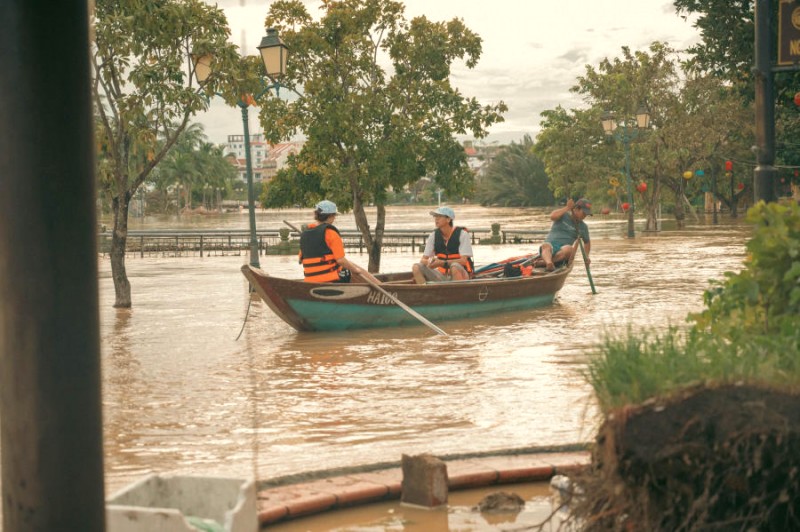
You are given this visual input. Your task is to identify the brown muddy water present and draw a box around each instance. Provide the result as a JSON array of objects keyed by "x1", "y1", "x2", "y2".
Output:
[
  {"x1": 270, "y1": 482, "x2": 557, "y2": 531},
  {"x1": 96, "y1": 205, "x2": 751, "y2": 496}
]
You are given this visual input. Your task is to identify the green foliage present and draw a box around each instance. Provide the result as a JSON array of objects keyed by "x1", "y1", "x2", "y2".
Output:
[
  {"x1": 588, "y1": 327, "x2": 800, "y2": 411},
  {"x1": 93, "y1": 0, "x2": 242, "y2": 306},
  {"x1": 475, "y1": 135, "x2": 555, "y2": 207},
  {"x1": 261, "y1": 160, "x2": 324, "y2": 209},
  {"x1": 153, "y1": 123, "x2": 237, "y2": 211},
  {"x1": 260, "y1": 0, "x2": 506, "y2": 271},
  {"x1": 588, "y1": 201, "x2": 800, "y2": 411},
  {"x1": 536, "y1": 42, "x2": 754, "y2": 226},
  {"x1": 673, "y1": 0, "x2": 800, "y2": 175},
  {"x1": 691, "y1": 201, "x2": 800, "y2": 336}
]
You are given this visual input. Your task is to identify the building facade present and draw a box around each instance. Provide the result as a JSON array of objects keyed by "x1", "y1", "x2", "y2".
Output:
[{"x1": 224, "y1": 134, "x2": 303, "y2": 182}]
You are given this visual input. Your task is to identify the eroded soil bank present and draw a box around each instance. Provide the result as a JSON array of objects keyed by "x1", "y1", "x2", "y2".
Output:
[{"x1": 572, "y1": 384, "x2": 800, "y2": 531}]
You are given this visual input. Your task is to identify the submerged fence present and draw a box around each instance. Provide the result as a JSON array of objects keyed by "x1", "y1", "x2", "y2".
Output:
[{"x1": 98, "y1": 226, "x2": 548, "y2": 258}]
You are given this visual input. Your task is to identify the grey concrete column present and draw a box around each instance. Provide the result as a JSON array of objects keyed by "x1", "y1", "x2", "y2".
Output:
[{"x1": 0, "y1": 1, "x2": 106, "y2": 530}]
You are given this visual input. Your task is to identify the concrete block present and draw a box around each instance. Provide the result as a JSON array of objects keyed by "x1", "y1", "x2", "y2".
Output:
[{"x1": 400, "y1": 453, "x2": 448, "y2": 508}]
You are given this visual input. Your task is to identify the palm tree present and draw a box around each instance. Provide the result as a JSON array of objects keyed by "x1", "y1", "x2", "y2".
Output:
[{"x1": 475, "y1": 135, "x2": 555, "y2": 207}]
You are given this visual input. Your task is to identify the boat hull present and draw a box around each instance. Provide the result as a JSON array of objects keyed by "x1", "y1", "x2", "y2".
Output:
[{"x1": 241, "y1": 263, "x2": 573, "y2": 332}]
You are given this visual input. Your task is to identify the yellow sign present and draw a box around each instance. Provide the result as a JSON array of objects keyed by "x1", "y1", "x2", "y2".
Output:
[{"x1": 778, "y1": 0, "x2": 800, "y2": 66}]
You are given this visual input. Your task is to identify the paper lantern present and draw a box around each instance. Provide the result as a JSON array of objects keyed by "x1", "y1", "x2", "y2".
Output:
[
  {"x1": 601, "y1": 207, "x2": 610, "y2": 215},
  {"x1": 795, "y1": 92, "x2": 800, "y2": 107},
  {"x1": 737, "y1": 183, "x2": 745, "y2": 190},
  {"x1": 683, "y1": 171, "x2": 693, "y2": 180},
  {"x1": 622, "y1": 202, "x2": 631, "y2": 211},
  {"x1": 636, "y1": 182, "x2": 647, "y2": 193},
  {"x1": 725, "y1": 160, "x2": 733, "y2": 172}
]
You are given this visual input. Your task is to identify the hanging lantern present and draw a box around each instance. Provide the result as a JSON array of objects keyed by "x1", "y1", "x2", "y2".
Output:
[
  {"x1": 683, "y1": 171, "x2": 693, "y2": 180},
  {"x1": 737, "y1": 182, "x2": 745, "y2": 190},
  {"x1": 725, "y1": 160, "x2": 733, "y2": 172},
  {"x1": 609, "y1": 177, "x2": 620, "y2": 187},
  {"x1": 695, "y1": 169, "x2": 705, "y2": 177},
  {"x1": 607, "y1": 189, "x2": 616, "y2": 196},
  {"x1": 601, "y1": 207, "x2": 610, "y2": 215},
  {"x1": 795, "y1": 92, "x2": 800, "y2": 107},
  {"x1": 622, "y1": 202, "x2": 631, "y2": 211},
  {"x1": 636, "y1": 182, "x2": 647, "y2": 193}
]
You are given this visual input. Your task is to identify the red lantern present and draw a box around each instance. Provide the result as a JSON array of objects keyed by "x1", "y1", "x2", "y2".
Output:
[
  {"x1": 636, "y1": 182, "x2": 647, "y2": 193},
  {"x1": 725, "y1": 160, "x2": 733, "y2": 172},
  {"x1": 737, "y1": 182, "x2": 745, "y2": 190},
  {"x1": 794, "y1": 92, "x2": 800, "y2": 107},
  {"x1": 601, "y1": 207, "x2": 610, "y2": 215},
  {"x1": 622, "y1": 202, "x2": 631, "y2": 211}
]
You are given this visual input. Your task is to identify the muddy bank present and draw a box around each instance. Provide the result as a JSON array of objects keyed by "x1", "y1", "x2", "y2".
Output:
[{"x1": 573, "y1": 384, "x2": 800, "y2": 531}]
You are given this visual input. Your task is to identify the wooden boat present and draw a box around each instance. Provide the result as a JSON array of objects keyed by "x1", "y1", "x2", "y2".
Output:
[{"x1": 241, "y1": 259, "x2": 574, "y2": 332}]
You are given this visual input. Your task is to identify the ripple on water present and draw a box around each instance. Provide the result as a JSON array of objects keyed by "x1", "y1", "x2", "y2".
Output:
[{"x1": 99, "y1": 208, "x2": 750, "y2": 493}]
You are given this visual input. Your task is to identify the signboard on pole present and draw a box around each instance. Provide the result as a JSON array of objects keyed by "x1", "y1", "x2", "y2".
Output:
[{"x1": 778, "y1": 0, "x2": 800, "y2": 66}]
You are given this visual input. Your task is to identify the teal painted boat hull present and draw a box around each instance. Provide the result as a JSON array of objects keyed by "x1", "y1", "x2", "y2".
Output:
[{"x1": 242, "y1": 263, "x2": 573, "y2": 332}]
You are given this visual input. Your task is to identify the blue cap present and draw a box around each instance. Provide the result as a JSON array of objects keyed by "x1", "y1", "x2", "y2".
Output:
[
  {"x1": 315, "y1": 200, "x2": 338, "y2": 215},
  {"x1": 430, "y1": 206, "x2": 455, "y2": 220}
]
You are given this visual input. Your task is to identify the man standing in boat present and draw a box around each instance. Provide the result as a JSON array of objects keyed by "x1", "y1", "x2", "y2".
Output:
[
  {"x1": 299, "y1": 200, "x2": 381, "y2": 284},
  {"x1": 539, "y1": 198, "x2": 591, "y2": 271},
  {"x1": 412, "y1": 206, "x2": 474, "y2": 284}
]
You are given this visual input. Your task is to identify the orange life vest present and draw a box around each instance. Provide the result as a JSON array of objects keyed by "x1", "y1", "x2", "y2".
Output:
[
  {"x1": 434, "y1": 226, "x2": 474, "y2": 276},
  {"x1": 299, "y1": 223, "x2": 341, "y2": 283}
]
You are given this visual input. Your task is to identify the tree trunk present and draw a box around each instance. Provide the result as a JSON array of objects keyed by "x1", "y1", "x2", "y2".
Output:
[
  {"x1": 674, "y1": 179, "x2": 686, "y2": 227},
  {"x1": 644, "y1": 173, "x2": 661, "y2": 231},
  {"x1": 368, "y1": 204, "x2": 386, "y2": 273},
  {"x1": 110, "y1": 193, "x2": 132, "y2": 308}
]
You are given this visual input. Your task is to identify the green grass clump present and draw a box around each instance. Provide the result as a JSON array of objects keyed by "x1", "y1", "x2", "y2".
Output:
[{"x1": 588, "y1": 200, "x2": 800, "y2": 411}]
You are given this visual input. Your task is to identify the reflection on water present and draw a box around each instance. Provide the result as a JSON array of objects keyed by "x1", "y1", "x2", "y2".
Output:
[
  {"x1": 99, "y1": 206, "x2": 751, "y2": 494},
  {"x1": 271, "y1": 482, "x2": 555, "y2": 531}
]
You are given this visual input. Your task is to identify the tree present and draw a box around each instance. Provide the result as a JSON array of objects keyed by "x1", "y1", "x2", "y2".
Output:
[
  {"x1": 674, "y1": 0, "x2": 800, "y2": 193},
  {"x1": 537, "y1": 43, "x2": 753, "y2": 229},
  {"x1": 152, "y1": 123, "x2": 237, "y2": 212},
  {"x1": 92, "y1": 0, "x2": 240, "y2": 307},
  {"x1": 475, "y1": 135, "x2": 554, "y2": 207},
  {"x1": 258, "y1": 0, "x2": 506, "y2": 272}
]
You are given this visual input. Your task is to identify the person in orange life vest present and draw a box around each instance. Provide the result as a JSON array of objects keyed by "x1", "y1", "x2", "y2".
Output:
[
  {"x1": 299, "y1": 200, "x2": 382, "y2": 284},
  {"x1": 412, "y1": 206, "x2": 475, "y2": 284},
  {"x1": 539, "y1": 197, "x2": 591, "y2": 272}
]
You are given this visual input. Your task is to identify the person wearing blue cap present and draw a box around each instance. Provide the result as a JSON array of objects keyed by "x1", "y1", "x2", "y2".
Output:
[
  {"x1": 412, "y1": 206, "x2": 474, "y2": 284},
  {"x1": 299, "y1": 200, "x2": 381, "y2": 284},
  {"x1": 539, "y1": 197, "x2": 591, "y2": 271}
]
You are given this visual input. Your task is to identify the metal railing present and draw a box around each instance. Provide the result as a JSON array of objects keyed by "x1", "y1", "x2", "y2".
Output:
[{"x1": 98, "y1": 227, "x2": 549, "y2": 258}]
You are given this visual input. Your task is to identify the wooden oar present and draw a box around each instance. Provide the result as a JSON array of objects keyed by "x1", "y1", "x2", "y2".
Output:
[
  {"x1": 362, "y1": 277, "x2": 448, "y2": 336},
  {"x1": 283, "y1": 220, "x2": 448, "y2": 336},
  {"x1": 577, "y1": 237, "x2": 597, "y2": 294}
]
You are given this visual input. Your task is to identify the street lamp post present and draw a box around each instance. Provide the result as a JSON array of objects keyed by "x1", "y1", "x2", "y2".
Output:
[
  {"x1": 601, "y1": 107, "x2": 651, "y2": 238},
  {"x1": 193, "y1": 28, "x2": 288, "y2": 269}
]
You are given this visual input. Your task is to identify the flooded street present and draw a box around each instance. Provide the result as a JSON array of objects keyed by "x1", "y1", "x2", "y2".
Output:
[{"x1": 99, "y1": 205, "x2": 751, "y2": 495}]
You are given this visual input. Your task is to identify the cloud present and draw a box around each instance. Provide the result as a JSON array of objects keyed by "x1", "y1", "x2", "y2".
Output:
[{"x1": 197, "y1": 0, "x2": 700, "y2": 146}]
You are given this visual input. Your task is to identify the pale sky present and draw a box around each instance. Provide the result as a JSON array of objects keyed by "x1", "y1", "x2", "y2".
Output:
[{"x1": 198, "y1": 0, "x2": 700, "y2": 146}]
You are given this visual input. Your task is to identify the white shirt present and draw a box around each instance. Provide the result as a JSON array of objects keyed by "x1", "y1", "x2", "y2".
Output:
[{"x1": 423, "y1": 228, "x2": 473, "y2": 258}]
